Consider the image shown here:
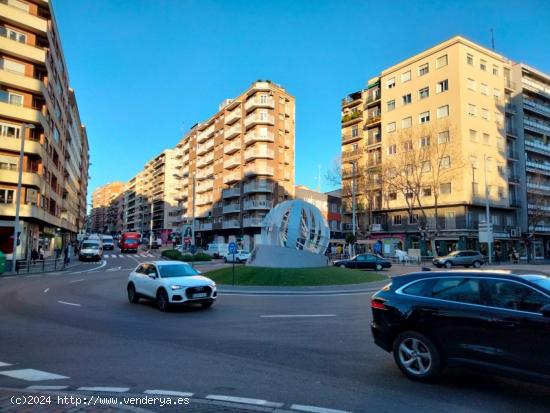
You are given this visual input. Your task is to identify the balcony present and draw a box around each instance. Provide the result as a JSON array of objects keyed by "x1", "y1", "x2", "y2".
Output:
[
  {"x1": 341, "y1": 111, "x2": 362, "y2": 126},
  {"x1": 342, "y1": 133, "x2": 361, "y2": 144},
  {"x1": 197, "y1": 139, "x2": 214, "y2": 155},
  {"x1": 365, "y1": 115, "x2": 382, "y2": 127},
  {"x1": 196, "y1": 222, "x2": 213, "y2": 231},
  {"x1": 526, "y1": 160, "x2": 550, "y2": 174},
  {"x1": 0, "y1": 29, "x2": 46, "y2": 63},
  {"x1": 196, "y1": 167, "x2": 214, "y2": 179},
  {"x1": 342, "y1": 148, "x2": 362, "y2": 159},
  {"x1": 508, "y1": 174, "x2": 520, "y2": 184},
  {"x1": 506, "y1": 127, "x2": 518, "y2": 138},
  {"x1": 244, "y1": 181, "x2": 273, "y2": 193},
  {"x1": 244, "y1": 164, "x2": 274, "y2": 176},
  {"x1": 223, "y1": 203, "x2": 241, "y2": 214},
  {"x1": 524, "y1": 118, "x2": 550, "y2": 135},
  {"x1": 224, "y1": 139, "x2": 241, "y2": 154},
  {"x1": 223, "y1": 219, "x2": 241, "y2": 229},
  {"x1": 222, "y1": 187, "x2": 241, "y2": 198},
  {"x1": 196, "y1": 152, "x2": 214, "y2": 168},
  {"x1": 249, "y1": 81, "x2": 272, "y2": 93},
  {"x1": 225, "y1": 123, "x2": 242, "y2": 139},
  {"x1": 225, "y1": 108, "x2": 242, "y2": 125},
  {"x1": 244, "y1": 199, "x2": 272, "y2": 210},
  {"x1": 197, "y1": 124, "x2": 215, "y2": 143},
  {"x1": 525, "y1": 139, "x2": 550, "y2": 155},
  {"x1": 0, "y1": 101, "x2": 43, "y2": 125},
  {"x1": 504, "y1": 78, "x2": 516, "y2": 91},
  {"x1": 245, "y1": 96, "x2": 275, "y2": 112},
  {"x1": 523, "y1": 99, "x2": 550, "y2": 117},
  {"x1": 244, "y1": 147, "x2": 275, "y2": 162},
  {"x1": 522, "y1": 78, "x2": 550, "y2": 96},
  {"x1": 0, "y1": 2, "x2": 48, "y2": 34},
  {"x1": 341, "y1": 92, "x2": 362, "y2": 109},
  {"x1": 244, "y1": 113, "x2": 275, "y2": 129},
  {"x1": 527, "y1": 182, "x2": 550, "y2": 193},
  {"x1": 196, "y1": 196, "x2": 212, "y2": 206},
  {"x1": 223, "y1": 171, "x2": 241, "y2": 184},
  {"x1": 0, "y1": 68, "x2": 43, "y2": 93},
  {"x1": 243, "y1": 217, "x2": 265, "y2": 227},
  {"x1": 224, "y1": 154, "x2": 241, "y2": 169},
  {"x1": 244, "y1": 129, "x2": 275, "y2": 145}
]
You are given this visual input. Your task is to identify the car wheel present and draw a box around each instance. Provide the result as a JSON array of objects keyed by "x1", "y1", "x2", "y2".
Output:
[
  {"x1": 127, "y1": 283, "x2": 139, "y2": 304},
  {"x1": 375, "y1": 263, "x2": 383, "y2": 271},
  {"x1": 156, "y1": 289, "x2": 169, "y2": 312},
  {"x1": 444, "y1": 261, "x2": 452, "y2": 269},
  {"x1": 393, "y1": 331, "x2": 442, "y2": 382},
  {"x1": 472, "y1": 260, "x2": 482, "y2": 268},
  {"x1": 201, "y1": 301, "x2": 213, "y2": 309},
  {"x1": 339, "y1": 264, "x2": 346, "y2": 269}
]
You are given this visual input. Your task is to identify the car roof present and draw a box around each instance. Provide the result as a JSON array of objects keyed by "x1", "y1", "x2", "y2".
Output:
[{"x1": 147, "y1": 260, "x2": 191, "y2": 266}]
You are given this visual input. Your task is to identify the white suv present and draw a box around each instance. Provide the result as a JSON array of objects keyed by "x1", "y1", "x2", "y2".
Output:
[
  {"x1": 127, "y1": 261, "x2": 217, "y2": 311},
  {"x1": 224, "y1": 250, "x2": 251, "y2": 263}
]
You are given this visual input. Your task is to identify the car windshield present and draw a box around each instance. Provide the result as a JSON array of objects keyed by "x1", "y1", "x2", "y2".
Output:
[
  {"x1": 125, "y1": 239, "x2": 138, "y2": 244},
  {"x1": 103, "y1": 240, "x2": 113, "y2": 244},
  {"x1": 448, "y1": 251, "x2": 461, "y2": 256},
  {"x1": 158, "y1": 264, "x2": 200, "y2": 278},
  {"x1": 82, "y1": 242, "x2": 99, "y2": 249},
  {"x1": 531, "y1": 278, "x2": 550, "y2": 292}
]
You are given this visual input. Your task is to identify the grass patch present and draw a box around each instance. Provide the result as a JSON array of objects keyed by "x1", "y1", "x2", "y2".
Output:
[{"x1": 205, "y1": 266, "x2": 388, "y2": 286}]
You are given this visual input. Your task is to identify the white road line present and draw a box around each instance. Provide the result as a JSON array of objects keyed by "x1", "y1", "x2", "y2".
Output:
[
  {"x1": 104, "y1": 254, "x2": 109, "y2": 258},
  {"x1": 77, "y1": 387, "x2": 129, "y2": 392},
  {"x1": 290, "y1": 404, "x2": 351, "y2": 413},
  {"x1": 43, "y1": 288, "x2": 49, "y2": 293},
  {"x1": 69, "y1": 279, "x2": 85, "y2": 283},
  {"x1": 26, "y1": 274, "x2": 42, "y2": 278},
  {"x1": 70, "y1": 260, "x2": 106, "y2": 274},
  {"x1": 57, "y1": 301, "x2": 81, "y2": 307},
  {"x1": 0, "y1": 369, "x2": 69, "y2": 381},
  {"x1": 119, "y1": 254, "x2": 125, "y2": 258},
  {"x1": 27, "y1": 385, "x2": 69, "y2": 390},
  {"x1": 144, "y1": 390, "x2": 194, "y2": 397},
  {"x1": 0, "y1": 362, "x2": 12, "y2": 367},
  {"x1": 260, "y1": 314, "x2": 337, "y2": 318},
  {"x1": 206, "y1": 395, "x2": 283, "y2": 408},
  {"x1": 146, "y1": 253, "x2": 154, "y2": 257},
  {"x1": 106, "y1": 266, "x2": 122, "y2": 272}
]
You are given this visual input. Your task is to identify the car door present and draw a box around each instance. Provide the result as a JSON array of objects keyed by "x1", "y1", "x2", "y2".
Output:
[
  {"x1": 140, "y1": 264, "x2": 159, "y2": 298},
  {"x1": 354, "y1": 255, "x2": 366, "y2": 269},
  {"x1": 482, "y1": 278, "x2": 550, "y2": 377},
  {"x1": 364, "y1": 254, "x2": 377, "y2": 269},
  {"x1": 132, "y1": 264, "x2": 146, "y2": 294}
]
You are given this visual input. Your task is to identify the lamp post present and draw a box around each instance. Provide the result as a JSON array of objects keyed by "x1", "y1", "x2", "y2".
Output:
[
  {"x1": 483, "y1": 155, "x2": 493, "y2": 264},
  {"x1": 11, "y1": 123, "x2": 35, "y2": 273}
]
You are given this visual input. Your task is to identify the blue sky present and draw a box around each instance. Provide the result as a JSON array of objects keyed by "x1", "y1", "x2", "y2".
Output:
[{"x1": 53, "y1": 0, "x2": 550, "y2": 197}]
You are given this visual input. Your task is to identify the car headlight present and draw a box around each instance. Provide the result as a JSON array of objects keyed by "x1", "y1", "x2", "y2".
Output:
[
  {"x1": 170, "y1": 285, "x2": 184, "y2": 291},
  {"x1": 209, "y1": 282, "x2": 216, "y2": 289}
]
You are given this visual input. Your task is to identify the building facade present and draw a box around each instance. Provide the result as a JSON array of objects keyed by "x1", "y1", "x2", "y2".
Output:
[
  {"x1": 294, "y1": 185, "x2": 342, "y2": 241},
  {"x1": 90, "y1": 182, "x2": 124, "y2": 234},
  {"x1": 341, "y1": 36, "x2": 549, "y2": 258},
  {"x1": 0, "y1": 0, "x2": 89, "y2": 259}
]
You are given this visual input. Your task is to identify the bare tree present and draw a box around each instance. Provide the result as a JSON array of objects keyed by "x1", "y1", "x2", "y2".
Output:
[{"x1": 526, "y1": 172, "x2": 550, "y2": 260}]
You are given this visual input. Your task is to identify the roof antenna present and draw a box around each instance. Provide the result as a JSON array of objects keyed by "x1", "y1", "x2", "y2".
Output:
[{"x1": 490, "y1": 28, "x2": 495, "y2": 50}]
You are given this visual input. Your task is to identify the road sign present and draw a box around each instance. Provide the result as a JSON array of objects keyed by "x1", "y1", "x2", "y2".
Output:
[{"x1": 228, "y1": 242, "x2": 237, "y2": 254}]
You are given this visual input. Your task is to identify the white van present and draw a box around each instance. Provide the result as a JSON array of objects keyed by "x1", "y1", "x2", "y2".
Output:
[
  {"x1": 101, "y1": 235, "x2": 115, "y2": 250},
  {"x1": 207, "y1": 243, "x2": 229, "y2": 258}
]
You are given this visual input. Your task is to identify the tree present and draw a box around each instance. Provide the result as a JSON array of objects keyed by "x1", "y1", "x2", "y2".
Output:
[{"x1": 526, "y1": 172, "x2": 550, "y2": 260}]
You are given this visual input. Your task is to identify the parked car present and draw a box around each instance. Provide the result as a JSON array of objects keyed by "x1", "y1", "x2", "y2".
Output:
[
  {"x1": 79, "y1": 240, "x2": 103, "y2": 261},
  {"x1": 224, "y1": 250, "x2": 251, "y2": 263},
  {"x1": 433, "y1": 250, "x2": 485, "y2": 268},
  {"x1": 127, "y1": 261, "x2": 217, "y2": 311},
  {"x1": 333, "y1": 253, "x2": 391, "y2": 270},
  {"x1": 370, "y1": 270, "x2": 550, "y2": 383}
]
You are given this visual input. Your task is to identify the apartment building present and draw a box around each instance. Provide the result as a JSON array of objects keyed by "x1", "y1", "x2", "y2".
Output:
[
  {"x1": 0, "y1": 0, "x2": 89, "y2": 259},
  {"x1": 91, "y1": 182, "x2": 124, "y2": 233},
  {"x1": 123, "y1": 170, "x2": 148, "y2": 234},
  {"x1": 340, "y1": 36, "x2": 547, "y2": 258},
  {"x1": 173, "y1": 80, "x2": 295, "y2": 250}
]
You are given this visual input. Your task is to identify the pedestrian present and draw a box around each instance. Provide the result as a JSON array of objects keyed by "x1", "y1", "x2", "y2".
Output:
[
  {"x1": 156, "y1": 237, "x2": 162, "y2": 249},
  {"x1": 38, "y1": 245, "x2": 44, "y2": 261},
  {"x1": 31, "y1": 248, "x2": 38, "y2": 264},
  {"x1": 63, "y1": 244, "x2": 69, "y2": 265}
]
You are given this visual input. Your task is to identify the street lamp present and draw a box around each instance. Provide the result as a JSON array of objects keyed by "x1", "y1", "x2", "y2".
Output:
[
  {"x1": 483, "y1": 155, "x2": 493, "y2": 264},
  {"x1": 11, "y1": 123, "x2": 35, "y2": 273}
]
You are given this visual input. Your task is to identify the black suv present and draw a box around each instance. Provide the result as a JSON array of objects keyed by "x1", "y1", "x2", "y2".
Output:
[{"x1": 371, "y1": 270, "x2": 550, "y2": 383}]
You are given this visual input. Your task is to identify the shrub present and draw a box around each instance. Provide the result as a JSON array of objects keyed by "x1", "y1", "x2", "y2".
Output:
[
  {"x1": 162, "y1": 250, "x2": 182, "y2": 260},
  {"x1": 180, "y1": 254, "x2": 195, "y2": 262},
  {"x1": 193, "y1": 252, "x2": 212, "y2": 262}
]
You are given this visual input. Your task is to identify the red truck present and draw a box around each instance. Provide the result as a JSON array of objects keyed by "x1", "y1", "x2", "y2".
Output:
[{"x1": 119, "y1": 232, "x2": 140, "y2": 253}]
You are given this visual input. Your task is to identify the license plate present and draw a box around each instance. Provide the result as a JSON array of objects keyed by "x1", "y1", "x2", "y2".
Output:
[{"x1": 193, "y1": 292, "x2": 207, "y2": 298}]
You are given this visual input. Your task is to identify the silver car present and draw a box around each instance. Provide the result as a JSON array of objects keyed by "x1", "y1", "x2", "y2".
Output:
[{"x1": 433, "y1": 250, "x2": 485, "y2": 268}]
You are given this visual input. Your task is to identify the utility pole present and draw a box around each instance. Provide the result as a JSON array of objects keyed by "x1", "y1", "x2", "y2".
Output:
[{"x1": 484, "y1": 155, "x2": 493, "y2": 264}]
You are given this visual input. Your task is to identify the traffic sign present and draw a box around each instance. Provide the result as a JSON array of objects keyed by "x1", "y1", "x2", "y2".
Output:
[{"x1": 228, "y1": 242, "x2": 237, "y2": 254}]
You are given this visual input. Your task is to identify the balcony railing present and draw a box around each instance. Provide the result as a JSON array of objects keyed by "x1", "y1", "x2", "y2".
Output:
[
  {"x1": 342, "y1": 148, "x2": 362, "y2": 159},
  {"x1": 523, "y1": 99, "x2": 550, "y2": 116},
  {"x1": 244, "y1": 96, "x2": 275, "y2": 112},
  {"x1": 243, "y1": 217, "x2": 264, "y2": 227},
  {"x1": 244, "y1": 199, "x2": 272, "y2": 210},
  {"x1": 224, "y1": 155, "x2": 241, "y2": 169},
  {"x1": 223, "y1": 171, "x2": 241, "y2": 184},
  {"x1": 244, "y1": 113, "x2": 275, "y2": 128},
  {"x1": 524, "y1": 118, "x2": 550, "y2": 134},
  {"x1": 243, "y1": 181, "x2": 273, "y2": 193},
  {"x1": 223, "y1": 219, "x2": 240, "y2": 229},
  {"x1": 224, "y1": 140, "x2": 241, "y2": 154},
  {"x1": 342, "y1": 133, "x2": 361, "y2": 144},
  {"x1": 222, "y1": 187, "x2": 241, "y2": 198},
  {"x1": 225, "y1": 123, "x2": 242, "y2": 139},
  {"x1": 225, "y1": 108, "x2": 242, "y2": 124},
  {"x1": 365, "y1": 116, "x2": 381, "y2": 126},
  {"x1": 244, "y1": 164, "x2": 274, "y2": 176},
  {"x1": 526, "y1": 160, "x2": 550, "y2": 172},
  {"x1": 197, "y1": 139, "x2": 214, "y2": 155},
  {"x1": 244, "y1": 147, "x2": 274, "y2": 161},
  {"x1": 244, "y1": 130, "x2": 275, "y2": 145},
  {"x1": 341, "y1": 111, "x2": 362, "y2": 124},
  {"x1": 223, "y1": 203, "x2": 240, "y2": 213},
  {"x1": 525, "y1": 139, "x2": 550, "y2": 154}
]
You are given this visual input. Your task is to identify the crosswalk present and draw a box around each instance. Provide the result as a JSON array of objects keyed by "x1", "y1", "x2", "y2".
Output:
[
  {"x1": 0, "y1": 361, "x2": 69, "y2": 383},
  {"x1": 103, "y1": 253, "x2": 155, "y2": 259}
]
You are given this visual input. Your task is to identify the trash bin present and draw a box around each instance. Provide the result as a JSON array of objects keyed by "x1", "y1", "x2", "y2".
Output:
[{"x1": 0, "y1": 251, "x2": 5, "y2": 274}]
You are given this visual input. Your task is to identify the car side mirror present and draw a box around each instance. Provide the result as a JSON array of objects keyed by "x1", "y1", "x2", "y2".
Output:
[
  {"x1": 541, "y1": 304, "x2": 550, "y2": 318},
  {"x1": 148, "y1": 273, "x2": 157, "y2": 279}
]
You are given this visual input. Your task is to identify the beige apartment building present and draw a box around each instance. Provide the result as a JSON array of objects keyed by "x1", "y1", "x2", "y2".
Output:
[
  {"x1": 0, "y1": 0, "x2": 89, "y2": 260},
  {"x1": 91, "y1": 181, "x2": 124, "y2": 233},
  {"x1": 173, "y1": 80, "x2": 295, "y2": 250},
  {"x1": 340, "y1": 36, "x2": 549, "y2": 258}
]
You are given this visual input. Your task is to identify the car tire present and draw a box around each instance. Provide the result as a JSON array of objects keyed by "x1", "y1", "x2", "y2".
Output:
[
  {"x1": 201, "y1": 301, "x2": 213, "y2": 309},
  {"x1": 375, "y1": 263, "x2": 383, "y2": 271},
  {"x1": 472, "y1": 260, "x2": 482, "y2": 268},
  {"x1": 339, "y1": 264, "x2": 346, "y2": 269},
  {"x1": 127, "y1": 283, "x2": 139, "y2": 304},
  {"x1": 393, "y1": 331, "x2": 442, "y2": 382},
  {"x1": 156, "y1": 289, "x2": 169, "y2": 312},
  {"x1": 444, "y1": 261, "x2": 452, "y2": 269}
]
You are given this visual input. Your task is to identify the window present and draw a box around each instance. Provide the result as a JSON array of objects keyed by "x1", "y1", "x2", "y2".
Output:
[
  {"x1": 409, "y1": 214, "x2": 419, "y2": 224},
  {"x1": 393, "y1": 215, "x2": 402, "y2": 225},
  {"x1": 440, "y1": 182, "x2": 451, "y2": 194},
  {"x1": 0, "y1": 189, "x2": 15, "y2": 204},
  {"x1": 421, "y1": 161, "x2": 431, "y2": 172},
  {"x1": 431, "y1": 278, "x2": 481, "y2": 304},
  {"x1": 388, "y1": 192, "x2": 397, "y2": 201},
  {"x1": 387, "y1": 77, "x2": 395, "y2": 89},
  {"x1": 468, "y1": 104, "x2": 476, "y2": 117},
  {"x1": 0, "y1": 122, "x2": 20, "y2": 138},
  {"x1": 387, "y1": 100, "x2": 395, "y2": 111},
  {"x1": 480, "y1": 59, "x2": 487, "y2": 71},
  {"x1": 467, "y1": 54, "x2": 474, "y2": 65},
  {"x1": 386, "y1": 122, "x2": 396, "y2": 133},
  {"x1": 419, "y1": 87, "x2": 429, "y2": 99},
  {"x1": 1, "y1": 27, "x2": 27, "y2": 43},
  {"x1": 480, "y1": 83, "x2": 488, "y2": 95},
  {"x1": 493, "y1": 88, "x2": 501, "y2": 99},
  {"x1": 420, "y1": 136, "x2": 430, "y2": 148},
  {"x1": 467, "y1": 78, "x2": 476, "y2": 91},
  {"x1": 437, "y1": 105, "x2": 449, "y2": 119},
  {"x1": 403, "y1": 140, "x2": 413, "y2": 151},
  {"x1": 483, "y1": 133, "x2": 490, "y2": 144},
  {"x1": 469, "y1": 129, "x2": 478, "y2": 141},
  {"x1": 498, "y1": 186, "x2": 505, "y2": 200},
  {"x1": 402, "y1": 117, "x2": 412, "y2": 129},
  {"x1": 438, "y1": 130, "x2": 450, "y2": 144},
  {"x1": 436, "y1": 79, "x2": 448, "y2": 93},
  {"x1": 402, "y1": 93, "x2": 412, "y2": 105},
  {"x1": 418, "y1": 63, "x2": 429, "y2": 76},
  {"x1": 0, "y1": 91, "x2": 24, "y2": 106},
  {"x1": 419, "y1": 111, "x2": 430, "y2": 124},
  {"x1": 492, "y1": 65, "x2": 499, "y2": 76},
  {"x1": 351, "y1": 125, "x2": 359, "y2": 137},
  {"x1": 388, "y1": 144, "x2": 397, "y2": 155},
  {"x1": 401, "y1": 71, "x2": 411, "y2": 83},
  {"x1": 1, "y1": 58, "x2": 25, "y2": 75},
  {"x1": 422, "y1": 187, "x2": 432, "y2": 197},
  {"x1": 439, "y1": 156, "x2": 451, "y2": 169},
  {"x1": 53, "y1": 125, "x2": 60, "y2": 142},
  {"x1": 486, "y1": 280, "x2": 550, "y2": 313},
  {"x1": 436, "y1": 54, "x2": 448, "y2": 68},
  {"x1": 481, "y1": 108, "x2": 489, "y2": 120}
]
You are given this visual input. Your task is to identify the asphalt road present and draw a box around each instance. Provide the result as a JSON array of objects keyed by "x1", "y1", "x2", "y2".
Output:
[{"x1": 0, "y1": 254, "x2": 548, "y2": 413}]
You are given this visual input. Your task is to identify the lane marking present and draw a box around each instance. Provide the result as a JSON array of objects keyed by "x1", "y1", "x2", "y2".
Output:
[
  {"x1": 27, "y1": 385, "x2": 69, "y2": 390},
  {"x1": 104, "y1": 254, "x2": 109, "y2": 258},
  {"x1": 144, "y1": 390, "x2": 194, "y2": 397},
  {"x1": 69, "y1": 279, "x2": 85, "y2": 284},
  {"x1": 147, "y1": 253, "x2": 154, "y2": 257},
  {"x1": 291, "y1": 404, "x2": 352, "y2": 413},
  {"x1": 0, "y1": 369, "x2": 69, "y2": 381},
  {"x1": 25, "y1": 274, "x2": 42, "y2": 278},
  {"x1": 57, "y1": 301, "x2": 81, "y2": 307},
  {"x1": 260, "y1": 314, "x2": 337, "y2": 318},
  {"x1": 43, "y1": 288, "x2": 49, "y2": 293},
  {"x1": 106, "y1": 266, "x2": 122, "y2": 272},
  {"x1": 222, "y1": 291, "x2": 377, "y2": 297},
  {"x1": 77, "y1": 387, "x2": 129, "y2": 392},
  {"x1": 70, "y1": 260, "x2": 106, "y2": 274},
  {"x1": 206, "y1": 395, "x2": 283, "y2": 408},
  {"x1": 119, "y1": 254, "x2": 124, "y2": 258},
  {"x1": 0, "y1": 362, "x2": 12, "y2": 367}
]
